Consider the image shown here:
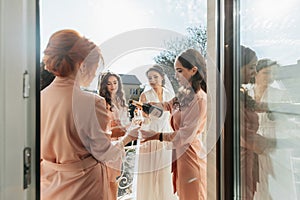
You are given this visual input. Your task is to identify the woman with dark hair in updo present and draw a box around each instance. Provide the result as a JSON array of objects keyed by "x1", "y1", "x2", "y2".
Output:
[
  {"x1": 140, "y1": 49, "x2": 207, "y2": 200},
  {"x1": 41, "y1": 29, "x2": 139, "y2": 200}
]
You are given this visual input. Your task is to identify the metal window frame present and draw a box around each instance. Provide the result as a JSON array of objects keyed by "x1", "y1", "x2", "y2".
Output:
[{"x1": 221, "y1": 0, "x2": 241, "y2": 199}]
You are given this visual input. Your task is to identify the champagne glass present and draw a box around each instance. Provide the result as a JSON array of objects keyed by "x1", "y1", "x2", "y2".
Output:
[
  {"x1": 119, "y1": 108, "x2": 131, "y2": 129},
  {"x1": 140, "y1": 115, "x2": 151, "y2": 131},
  {"x1": 132, "y1": 108, "x2": 144, "y2": 127},
  {"x1": 128, "y1": 108, "x2": 145, "y2": 145}
]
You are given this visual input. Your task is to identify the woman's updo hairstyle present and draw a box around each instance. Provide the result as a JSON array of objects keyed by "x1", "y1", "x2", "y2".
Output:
[
  {"x1": 146, "y1": 64, "x2": 166, "y2": 86},
  {"x1": 43, "y1": 29, "x2": 101, "y2": 77},
  {"x1": 256, "y1": 58, "x2": 278, "y2": 73},
  {"x1": 240, "y1": 45, "x2": 257, "y2": 68}
]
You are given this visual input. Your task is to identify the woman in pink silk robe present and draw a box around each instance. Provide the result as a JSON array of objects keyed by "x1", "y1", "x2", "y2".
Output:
[
  {"x1": 41, "y1": 29, "x2": 138, "y2": 200},
  {"x1": 98, "y1": 71, "x2": 130, "y2": 200},
  {"x1": 140, "y1": 49, "x2": 207, "y2": 200}
]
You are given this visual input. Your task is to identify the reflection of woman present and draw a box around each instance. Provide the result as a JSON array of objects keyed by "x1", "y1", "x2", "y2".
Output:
[
  {"x1": 239, "y1": 46, "x2": 276, "y2": 200},
  {"x1": 250, "y1": 59, "x2": 296, "y2": 199},
  {"x1": 135, "y1": 65, "x2": 177, "y2": 200},
  {"x1": 40, "y1": 29, "x2": 139, "y2": 200},
  {"x1": 98, "y1": 71, "x2": 130, "y2": 200},
  {"x1": 246, "y1": 59, "x2": 278, "y2": 200},
  {"x1": 140, "y1": 49, "x2": 207, "y2": 200}
]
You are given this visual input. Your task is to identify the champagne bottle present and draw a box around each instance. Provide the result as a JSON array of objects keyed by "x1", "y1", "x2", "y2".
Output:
[{"x1": 129, "y1": 99, "x2": 163, "y2": 118}]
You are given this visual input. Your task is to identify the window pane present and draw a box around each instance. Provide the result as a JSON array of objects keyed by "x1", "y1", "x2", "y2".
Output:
[{"x1": 239, "y1": 1, "x2": 300, "y2": 199}]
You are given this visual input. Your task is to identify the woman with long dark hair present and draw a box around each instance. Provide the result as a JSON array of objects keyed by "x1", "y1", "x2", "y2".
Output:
[
  {"x1": 98, "y1": 71, "x2": 129, "y2": 139},
  {"x1": 98, "y1": 71, "x2": 130, "y2": 199}
]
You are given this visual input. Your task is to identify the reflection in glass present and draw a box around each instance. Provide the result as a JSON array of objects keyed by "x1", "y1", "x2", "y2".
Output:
[{"x1": 240, "y1": 1, "x2": 300, "y2": 199}]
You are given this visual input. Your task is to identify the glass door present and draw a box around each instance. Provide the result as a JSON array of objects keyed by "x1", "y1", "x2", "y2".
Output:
[
  {"x1": 226, "y1": 0, "x2": 300, "y2": 199},
  {"x1": 239, "y1": 1, "x2": 300, "y2": 199}
]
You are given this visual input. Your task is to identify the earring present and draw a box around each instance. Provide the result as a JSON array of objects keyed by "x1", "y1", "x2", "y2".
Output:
[
  {"x1": 80, "y1": 68, "x2": 84, "y2": 74},
  {"x1": 80, "y1": 64, "x2": 86, "y2": 74}
]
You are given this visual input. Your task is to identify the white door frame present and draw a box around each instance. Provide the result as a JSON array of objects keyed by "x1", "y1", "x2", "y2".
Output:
[{"x1": 0, "y1": 0, "x2": 37, "y2": 199}]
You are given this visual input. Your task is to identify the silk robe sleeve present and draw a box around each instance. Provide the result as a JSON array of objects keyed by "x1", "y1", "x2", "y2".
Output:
[
  {"x1": 163, "y1": 93, "x2": 207, "y2": 149},
  {"x1": 72, "y1": 90, "x2": 124, "y2": 164}
]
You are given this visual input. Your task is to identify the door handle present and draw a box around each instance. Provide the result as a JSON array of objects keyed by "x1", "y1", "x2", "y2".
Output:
[{"x1": 23, "y1": 147, "x2": 31, "y2": 189}]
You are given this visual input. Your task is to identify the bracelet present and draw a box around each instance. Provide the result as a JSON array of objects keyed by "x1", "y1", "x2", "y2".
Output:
[
  {"x1": 119, "y1": 136, "x2": 125, "y2": 148},
  {"x1": 120, "y1": 140, "x2": 125, "y2": 148},
  {"x1": 159, "y1": 132, "x2": 163, "y2": 142}
]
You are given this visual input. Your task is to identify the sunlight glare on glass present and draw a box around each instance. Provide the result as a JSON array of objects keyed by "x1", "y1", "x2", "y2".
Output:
[{"x1": 254, "y1": 0, "x2": 297, "y2": 19}]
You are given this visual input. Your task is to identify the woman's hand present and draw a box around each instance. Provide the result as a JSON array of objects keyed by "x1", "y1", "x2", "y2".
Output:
[
  {"x1": 111, "y1": 119, "x2": 121, "y2": 127},
  {"x1": 121, "y1": 126, "x2": 140, "y2": 145},
  {"x1": 111, "y1": 119, "x2": 126, "y2": 138},
  {"x1": 119, "y1": 125, "x2": 141, "y2": 148},
  {"x1": 111, "y1": 126, "x2": 126, "y2": 138},
  {"x1": 139, "y1": 129, "x2": 159, "y2": 142}
]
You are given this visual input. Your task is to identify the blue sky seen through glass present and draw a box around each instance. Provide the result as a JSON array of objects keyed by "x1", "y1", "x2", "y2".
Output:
[
  {"x1": 40, "y1": 0, "x2": 207, "y2": 89},
  {"x1": 41, "y1": 0, "x2": 300, "y2": 88}
]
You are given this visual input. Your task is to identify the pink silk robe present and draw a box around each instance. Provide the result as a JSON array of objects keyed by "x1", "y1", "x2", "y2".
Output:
[
  {"x1": 240, "y1": 100, "x2": 273, "y2": 199},
  {"x1": 165, "y1": 90, "x2": 207, "y2": 200},
  {"x1": 41, "y1": 77, "x2": 123, "y2": 200}
]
